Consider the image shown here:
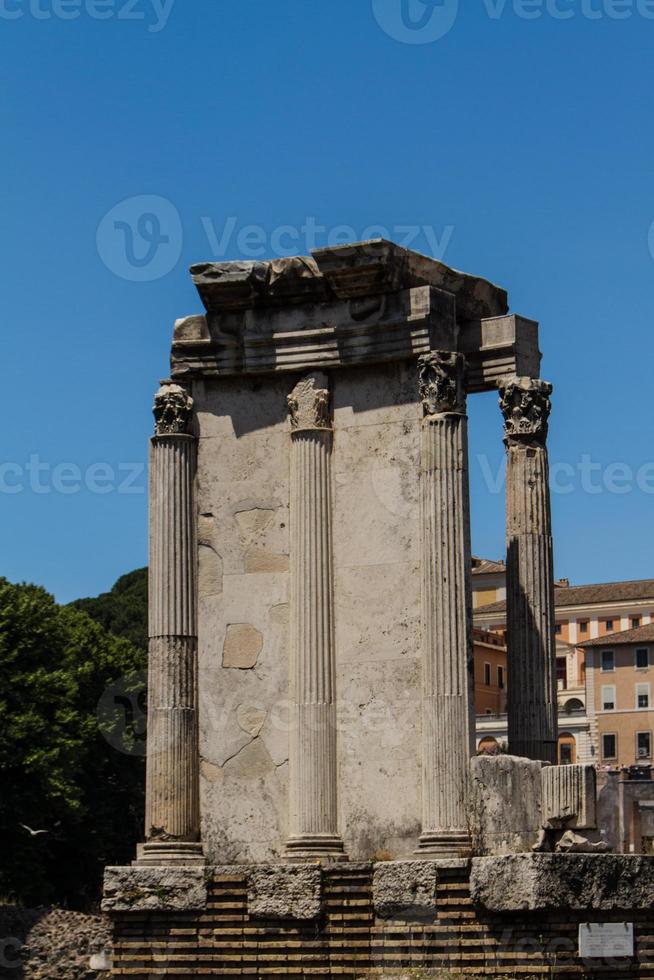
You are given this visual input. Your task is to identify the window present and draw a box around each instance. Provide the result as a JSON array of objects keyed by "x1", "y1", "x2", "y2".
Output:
[
  {"x1": 636, "y1": 684, "x2": 650, "y2": 709},
  {"x1": 605, "y1": 619, "x2": 614, "y2": 632},
  {"x1": 601, "y1": 685, "x2": 616, "y2": 711},
  {"x1": 632, "y1": 617, "x2": 641, "y2": 629},
  {"x1": 554, "y1": 624, "x2": 562, "y2": 635},
  {"x1": 560, "y1": 742, "x2": 574, "y2": 765},
  {"x1": 637, "y1": 732, "x2": 652, "y2": 760},
  {"x1": 602, "y1": 733, "x2": 617, "y2": 760},
  {"x1": 497, "y1": 665, "x2": 505, "y2": 690},
  {"x1": 601, "y1": 650, "x2": 615, "y2": 672},
  {"x1": 636, "y1": 649, "x2": 649, "y2": 670},
  {"x1": 484, "y1": 663, "x2": 491, "y2": 686},
  {"x1": 556, "y1": 657, "x2": 568, "y2": 691},
  {"x1": 579, "y1": 621, "x2": 588, "y2": 634}
]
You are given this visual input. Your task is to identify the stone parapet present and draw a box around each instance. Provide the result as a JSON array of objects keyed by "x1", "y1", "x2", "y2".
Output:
[
  {"x1": 102, "y1": 866, "x2": 208, "y2": 913},
  {"x1": 470, "y1": 853, "x2": 654, "y2": 911},
  {"x1": 108, "y1": 862, "x2": 654, "y2": 977}
]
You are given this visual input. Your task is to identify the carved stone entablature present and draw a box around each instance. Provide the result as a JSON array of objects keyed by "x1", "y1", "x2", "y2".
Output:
[
  {"x1": 418, "y1": 351, "x2": 466, "y2": 416},
  {"x1": 171, "y1": 243, "x2": 543, "y2": 390},
  {"x1": 499, "y1": 376, "x2": 552, "y2": 447},
  {"x1": 288, "y1": 373, "x2": 331, "y2": 432},
  {"x1": 153, "y1": 381, "x2": 194, "y2": 436},
  {"x1": 191, "y1": 240, "x2": 507, "y2": 319}
]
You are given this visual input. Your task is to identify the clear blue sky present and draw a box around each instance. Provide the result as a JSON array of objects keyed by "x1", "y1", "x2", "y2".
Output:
[{"x1": 2, "y1": 0, "x2": 653, "y2": 602}]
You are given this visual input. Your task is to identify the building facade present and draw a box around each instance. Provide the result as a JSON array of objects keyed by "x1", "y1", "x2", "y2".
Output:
[
  {"x1": 580, "y1": 622, "x2": 654, "y2": 769},
  {"x1": 473, "y1": 627, "x2": 507, "y2": 717},
  {"x1": 471, "y1": 557, "x2": 506, "y2": 609},
  {"x1": 474, "y1": 572, "x2": 654, "y2": 764}
]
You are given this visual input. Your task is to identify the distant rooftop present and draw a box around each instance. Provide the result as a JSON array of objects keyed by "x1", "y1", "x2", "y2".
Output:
[
  {"x1": 476, "y1": 577, "x2": 654, "y2": 616},
  {"x1": 472, "y1": 557, "x2": 506, "y2": 575},
  {"x1": 579, "y1": 621, "x2": 654, "y2": 648}
]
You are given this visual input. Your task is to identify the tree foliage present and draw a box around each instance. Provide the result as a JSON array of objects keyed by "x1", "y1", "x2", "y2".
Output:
[
  {"x1": 69, "y1": 567, "x2": 148, "y2": 652},
  {"x1": 0, "y1": 578, "x2": 146, "y2": 909}
]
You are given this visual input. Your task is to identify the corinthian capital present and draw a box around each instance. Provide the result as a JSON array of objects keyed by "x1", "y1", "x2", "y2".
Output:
[
  {"x1": 418, "y1": 351, "x2": 466, "y2": 416},
  {"x1": 288, "y1": 373, "x2": 331, "y2": 432},
  {"x1": 153, "y1": 381, "x2": 194, "y2": 436},
  {"x1": 499, "y1": 376, "x2": 552, "y2": 447}
]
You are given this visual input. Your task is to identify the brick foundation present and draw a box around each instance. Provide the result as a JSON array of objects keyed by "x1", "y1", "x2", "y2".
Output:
[{"x1": 110, "y1": 865, "x2": 654, "y2": 977}]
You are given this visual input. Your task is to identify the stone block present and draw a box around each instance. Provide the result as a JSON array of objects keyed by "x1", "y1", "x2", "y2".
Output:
[
  {"x1": 372, "y1": 861, "x2": 438, "y2": 919},
  {"x1": 470, "y1": 853, "x2": 654, "y2": 911},
  {"x1": 102, "y1": 866, "x2": 208, "y2": 913},
  {"x1": 542, "y1": 763, "x2": 596, "y2": 830},
  {"x1": 469, "y1": 754, "x2": 543, "y2": 855},
  {"x1": 89, "y1": 950, "x2": 112, "y2": 971},
  {"x1": 247, "y1": 865, "x2": 322, "y2": 919}
]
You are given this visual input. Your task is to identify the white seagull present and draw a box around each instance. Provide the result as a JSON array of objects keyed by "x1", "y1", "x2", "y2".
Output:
[{"x1": 19, "y1": 823, "x2": 48, "y2": 837}]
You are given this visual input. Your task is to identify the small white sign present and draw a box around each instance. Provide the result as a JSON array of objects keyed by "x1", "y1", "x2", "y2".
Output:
[{"x1": 579, "y1": 922, "x2": 634, "y2": 959}]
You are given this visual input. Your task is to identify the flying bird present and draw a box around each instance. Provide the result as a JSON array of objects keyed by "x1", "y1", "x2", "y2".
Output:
[{"x1": 19, "y1": 823, "x2": 48, "y2": 837}]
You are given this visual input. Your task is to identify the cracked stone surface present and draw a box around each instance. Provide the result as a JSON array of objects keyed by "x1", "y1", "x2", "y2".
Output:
[
  {"x1": 102, "y1": 867, "x2": 208, "y2": 913},
  {"x1": 247, "y1": 865, "x2": 322, "y2": 920},
  {"x1": 470, "y1": 854, "x2": 654, "y2": 911},
  {"x1": 372, "y1": 861, "x2": 438, "y2": 918}
]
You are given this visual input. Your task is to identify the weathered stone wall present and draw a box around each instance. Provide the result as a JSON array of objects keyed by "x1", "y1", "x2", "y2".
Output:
[
  {"x1": 331, "y1": 361, "x2": 422, "y2": 860},
  {"x1": 193, "y1": 360, "x2": 423, "y2": 863},
  {"x1": 194, "y1": 372, "x2": 292, "y2": 862},
  {"x1": 109, "y1": 866, "x2": 654, "y2": 978},
  {"x1": 0, "y1": 907, "x2": 111, "y2": 979}
]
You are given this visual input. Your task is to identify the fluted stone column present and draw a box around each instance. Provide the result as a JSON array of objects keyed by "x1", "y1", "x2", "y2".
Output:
[
  {"x1": 139, "y1": 380, "x2": 203, "y2": 866},
  {"x1": 500, "y1": 376, "x2": 557, "y2": 764},
  {"x1": 416, "y1": 352, "x2": 475, "y2": 856},
  {"x1": 285, "y1": 373, "x2": 346, "y2": 861}
]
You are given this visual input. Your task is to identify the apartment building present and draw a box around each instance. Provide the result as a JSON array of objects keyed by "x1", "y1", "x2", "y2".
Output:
[
  {"x1": 473, "y1": 628, "x2": 507, "y2": 716},
  {"x1": 474, "y1": 571, "x2": 654, "y2": 764},
  {"x1": 579, "y1": 623, "x2": 654, "y2": 768}
]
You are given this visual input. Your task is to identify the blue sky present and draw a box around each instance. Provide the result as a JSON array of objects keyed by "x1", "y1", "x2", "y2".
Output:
[{"x1": 2, "y1": 0, "x2": 654, "y2": 602}]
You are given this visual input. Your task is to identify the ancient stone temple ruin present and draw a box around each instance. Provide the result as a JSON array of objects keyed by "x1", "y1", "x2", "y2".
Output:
[{"x1": 103, "y1": 241, "x2": 654, "y2": 977}]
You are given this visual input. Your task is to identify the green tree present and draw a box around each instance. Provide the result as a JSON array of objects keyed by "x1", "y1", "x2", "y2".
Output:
[
  {"x1": 0, "y1": 578, "x2": 146, "y2": 908},
  {"x1": 69, "y1": 567, "x2": 148, "y2": 651}
]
